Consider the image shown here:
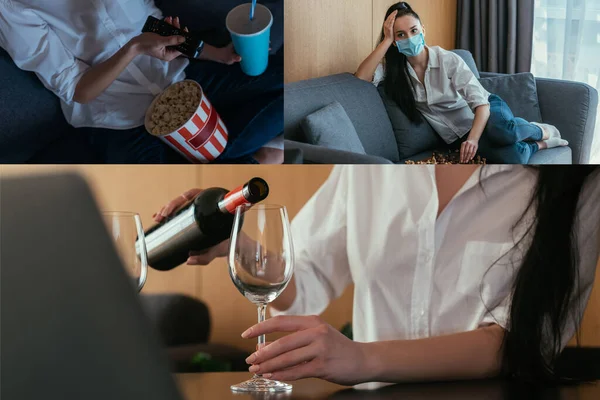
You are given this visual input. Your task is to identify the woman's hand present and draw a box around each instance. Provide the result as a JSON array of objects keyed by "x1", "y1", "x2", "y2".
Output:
[
  {"x1": 242, "y1": 315, "x2": 367, "y2": 386},
  {"x1": 383, "y1": 10, "x2": 398, "y2": 43},
  {"x1": 152, "y1": 188, "x2": 229, "y2": 265},
  {"x1": 74, "y1": 16, "x2": 186, "y2": 103},
  {"x1": 206, "y1": 43, "x2": 242, "y2": 65},
  {"x1": 460, "y1": 139, "x2": 479, "y2": 163},
  {"x1": 131, "y1": 16, "x2": 185, "y2": 61}
]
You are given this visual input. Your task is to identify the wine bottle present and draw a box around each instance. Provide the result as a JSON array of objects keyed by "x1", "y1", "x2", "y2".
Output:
[{"x1": 140, "y1": 177, "x2": 269, "y2": 271}]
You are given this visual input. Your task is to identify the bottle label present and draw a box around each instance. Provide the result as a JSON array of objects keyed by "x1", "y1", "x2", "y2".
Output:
[{"x1": 219, "y1": 185, "x2": 250, "y2": 214}]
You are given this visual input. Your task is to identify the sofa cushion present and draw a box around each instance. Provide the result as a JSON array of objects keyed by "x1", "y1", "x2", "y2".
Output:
[
  {"x1": 378, "y1": 86, "x2": 447, "y2": 160},
  {"x1": 28, "y1": 131, "x2": 101, "y2": 164},
  {"x1": 0, "y1": 48, "x2": 74, "y2": 163},
  {"x1": 528, "y1": 146, "x2": 572, "y2": 165},
  {"x1": 284, "y1": 73, "x2": 399, "y2": 162},
  {"x1": 300, "y1": 102, "x2": 366, "y2": 154},
  {"x1": 479, "y1": 72, "x2": 543, "y2": 123}
]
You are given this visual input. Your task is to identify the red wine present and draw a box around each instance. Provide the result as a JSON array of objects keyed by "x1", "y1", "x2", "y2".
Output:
[{"x1": 141, "y1": 178, "x2": 269, "y2": 271}]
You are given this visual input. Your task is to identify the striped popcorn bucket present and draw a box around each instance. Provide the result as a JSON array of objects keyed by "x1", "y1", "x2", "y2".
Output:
[{"x1": 145, "y1": 81, "x2": 228, "y2": 163}]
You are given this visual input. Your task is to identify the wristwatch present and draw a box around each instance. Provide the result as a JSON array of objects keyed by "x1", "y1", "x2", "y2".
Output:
[{"x1": 193, "y1": 41, "x2": 205, "y2": 59}]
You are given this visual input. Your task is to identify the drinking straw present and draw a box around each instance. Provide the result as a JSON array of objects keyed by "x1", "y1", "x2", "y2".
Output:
[{"x1": 250, "y1": 0, "x2": 257, "y2": 20}]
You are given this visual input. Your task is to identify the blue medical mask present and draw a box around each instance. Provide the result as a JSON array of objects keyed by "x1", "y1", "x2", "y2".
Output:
[{"x1": 395, "y1": 32, "x2": 426, "y2": 57}]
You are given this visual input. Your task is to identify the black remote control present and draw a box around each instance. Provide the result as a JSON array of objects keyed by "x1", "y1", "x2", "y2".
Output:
[{"x1": 142, "y1": 16, "x2": 204, "y2": 58}]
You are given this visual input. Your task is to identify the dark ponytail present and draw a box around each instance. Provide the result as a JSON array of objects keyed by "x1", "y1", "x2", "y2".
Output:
[
  {"x1": 380, "y1": 2, "x2": 423, "y2": 124},
  {"x1": 502, "y1": 166, "x2": 598, "y2": 381}
]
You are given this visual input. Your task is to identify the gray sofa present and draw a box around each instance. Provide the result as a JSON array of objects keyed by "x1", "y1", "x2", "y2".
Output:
[{"x1": 284, "y1": 50, "x2": 598, "y2": 165}]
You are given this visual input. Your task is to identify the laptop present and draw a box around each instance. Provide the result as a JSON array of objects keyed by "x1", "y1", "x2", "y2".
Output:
[{"x1": 0, "y1": 173, "x2": 184, "y2": 400}]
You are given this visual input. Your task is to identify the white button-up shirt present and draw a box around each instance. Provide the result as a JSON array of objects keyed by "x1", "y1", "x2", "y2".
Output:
[
  {"x1": 274, "y1": 166, "x2": 599, "y2": 358},
  {"x1": 0, "y1": 0, "x2": 188, "y2": 129},
  {"x1": 373, "y1": 46, "x2": 491, "y2": 144}
]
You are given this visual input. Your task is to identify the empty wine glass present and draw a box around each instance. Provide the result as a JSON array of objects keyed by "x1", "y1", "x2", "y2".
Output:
[
  {"x1": 102, "y1": 211, "x2": 148, "y2": 292},
  {"x1": 228, "y1": 204, "x2": 294, "y2": 393}
]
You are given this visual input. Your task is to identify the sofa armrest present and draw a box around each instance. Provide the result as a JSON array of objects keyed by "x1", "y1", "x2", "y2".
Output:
[
  {"x1": 536, "y1": 78, "x2": 598, "y2": 164},
  {"x1": 140, "y1": 294, "x2": 210, "y2": 346},
  {"x1": 479, "y1": 72, "x2": 597, "y2": 164},
  {"x1": 284, "y1": 147, "x2": 304, "y2": 164},
  {"x1": 285, "y1": 140, "x2": 393, "y2": 164}
]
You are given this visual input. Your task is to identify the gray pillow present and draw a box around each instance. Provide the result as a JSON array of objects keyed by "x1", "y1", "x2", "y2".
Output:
[
  {"x1": 377, "y1": 86, "x2": 444, "y2": 160},
  {"x1": 479, "y1": 72, "x2": 543, "y2": 123},
  {"x1": 300, "y1": 102, "x2": 366, "y2": 154}
]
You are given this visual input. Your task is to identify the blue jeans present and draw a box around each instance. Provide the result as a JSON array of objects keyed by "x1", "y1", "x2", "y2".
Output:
[
  {"x1": 458, "y1": 94, "x2": 542, "y2": 164},
  {"x1": 85, "y1": 51, "x2": 283, "y2": 164}
]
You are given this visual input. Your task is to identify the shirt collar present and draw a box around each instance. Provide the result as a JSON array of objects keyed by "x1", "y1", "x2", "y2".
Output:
[
  {"x1": 429, "y1": 165, "x2": 526, "y2": 203},
  {"x1": 406, "y1": 46, "x2": 438, "y2": 82}
]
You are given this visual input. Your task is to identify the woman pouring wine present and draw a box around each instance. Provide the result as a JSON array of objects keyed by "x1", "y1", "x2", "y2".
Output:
[{"x1": 154, "y1": 165, "x2": 600, "y2": 387}]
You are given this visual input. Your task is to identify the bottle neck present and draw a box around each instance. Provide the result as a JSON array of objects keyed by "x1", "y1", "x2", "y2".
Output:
[
  {"x1": 216, "y1": 177, "x2": 269, "y2": 214},
  {"x1": 217, "y1": 184, "x2": 252, "y2": 214}
]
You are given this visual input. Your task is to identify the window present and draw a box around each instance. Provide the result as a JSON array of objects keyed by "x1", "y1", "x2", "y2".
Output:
[{"x1": 532, "y1": 0, "x2": 600, "y2": 162}]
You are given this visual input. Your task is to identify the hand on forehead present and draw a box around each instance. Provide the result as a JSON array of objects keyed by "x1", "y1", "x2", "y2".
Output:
[{"x1": 394, "y1": 14, "x2": 424, "y2": 37}]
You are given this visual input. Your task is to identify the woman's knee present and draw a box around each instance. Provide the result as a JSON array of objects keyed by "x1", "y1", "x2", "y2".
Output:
[{"x1": 484, "y1": 122, "x2": 519, "y2": 146}]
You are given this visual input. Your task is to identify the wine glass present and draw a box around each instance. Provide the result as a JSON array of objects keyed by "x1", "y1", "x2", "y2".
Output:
[
  {"x1": 102, "y1": 211, "x2": 148, "y2": 292},
  {"x1": 228, "y1": 204, "x2": 295, "y2": 393}
]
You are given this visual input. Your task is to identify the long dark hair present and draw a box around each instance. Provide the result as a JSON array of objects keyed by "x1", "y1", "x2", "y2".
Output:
[
  {"x1": 502, "y1": 166, "x2": 598, "y2": 381},
  {"x1": 380, "y1": 2, "x2": 423, "y2": 124}
]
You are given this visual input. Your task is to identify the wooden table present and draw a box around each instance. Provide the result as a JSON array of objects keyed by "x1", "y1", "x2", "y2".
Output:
[{"x1": 176, "y1": 373, "x2": 600, "y2": 400}]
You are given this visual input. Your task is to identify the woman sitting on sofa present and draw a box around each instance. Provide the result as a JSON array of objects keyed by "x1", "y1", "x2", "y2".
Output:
[{"x1": 355, "y1": 2, "x2": 567, "y2": 165}]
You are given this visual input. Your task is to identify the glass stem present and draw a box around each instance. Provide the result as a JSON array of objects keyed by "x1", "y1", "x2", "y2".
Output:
[{"x1": 255, "y1": 303, "x2": 267, "y2": 379}]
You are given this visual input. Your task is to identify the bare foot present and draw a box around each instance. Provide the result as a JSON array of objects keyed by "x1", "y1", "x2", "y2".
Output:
[
  {"x1": 253, "y1": 148, "x2": 284, "y2": 164},
  {"x1": 536, "y1": 141, "x2": 548, "y2": 150}
]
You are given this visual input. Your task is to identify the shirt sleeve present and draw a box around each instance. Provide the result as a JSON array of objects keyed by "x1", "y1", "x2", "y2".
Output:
[
  {"x1": 0, "y1": 0, "x2": 89, "y2": 103},
  {"x1": 447, "y1": 53, "x2": 490, "y2": 112},
  {"x1": 372, "y1": 63, "x2": 385, "y2": 87},
  {"x1": 270, "y1": 166, "x2": 353, "y2": 317},
  {"x1": 559, "y1": 171, "x2": 600, "y2": 350}
]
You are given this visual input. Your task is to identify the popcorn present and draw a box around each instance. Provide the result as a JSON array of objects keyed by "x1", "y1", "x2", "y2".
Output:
[
  {"x1": 405, "y1": 150, "x2": 487, "y2": 165},
  {"x1": 147, "y1": 81, "x2": 202, "y2": 137},
  {"x1": 143, "y1": 79, "x2": 229, "y2": 163}
]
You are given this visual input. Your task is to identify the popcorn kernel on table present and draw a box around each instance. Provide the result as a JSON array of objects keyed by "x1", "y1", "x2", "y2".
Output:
[{"x1": 405, "y1": 151, "x2": 487, "y2": 165}]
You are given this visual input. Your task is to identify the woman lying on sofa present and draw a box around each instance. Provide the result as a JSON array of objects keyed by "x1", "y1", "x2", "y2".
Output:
[
  {"x1": 355, "y1": 2, "x2": 568, "y2": 165},
  {"x1": 156, "y1": 165, "x2": 600, "y2": 388},
  {"x1": 0, "y1": 0, "x2": 283, "y2": 164}
]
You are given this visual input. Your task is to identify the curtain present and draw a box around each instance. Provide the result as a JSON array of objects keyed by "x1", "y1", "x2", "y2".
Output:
[
  {"x1": 456, "y1": 0, "x2": 535, "y2": 74},
  {"x1": 532, "y1": 0, "x2": 600, "y2": 162}
]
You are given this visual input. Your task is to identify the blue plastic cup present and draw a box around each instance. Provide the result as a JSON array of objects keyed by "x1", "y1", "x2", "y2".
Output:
[{"x1": 226, "y1": 3, "x2": 273, "y2": 76}]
